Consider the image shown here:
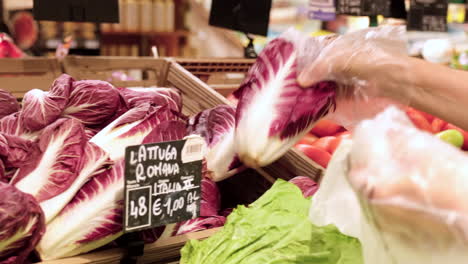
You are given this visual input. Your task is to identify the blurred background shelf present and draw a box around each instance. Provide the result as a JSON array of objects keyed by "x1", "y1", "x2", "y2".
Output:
[{"x1": 100, "y1": 30, "x2": 189, "y2": 56}]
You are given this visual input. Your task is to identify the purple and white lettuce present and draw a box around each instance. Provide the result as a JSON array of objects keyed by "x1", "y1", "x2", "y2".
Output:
[
  {"x1": 0, "y1": 183, "x2": 45, "y2": 264},
  {"x1": 11, "y1": 118, "x2": 86, "y2": 204},
  {"x1": 0, "y1": 113, "x2": 38, "y2": 140},
  {"x1": 90, "y1": 103, "x2": 181, "y2": 161},
  {"x1": 20, "y1": 74, "x2": 73, "y2": 131},
  {"x1": 38, "y1": 107, "x2": 188, "y2": 259},
  {"x1": 0, "y1": 133, "x2": 34, "y2": 169},
  {"x1": 234, "y1": 38, "x2": 336, "y2": 168},
  {"x1": 289, "y1": 176, "x2": 318, "y2": 198},
  {"x1": 37, "y1": 161, "x2": 125, "y2": 260},
  {"x1": 170, "y1": 178, "x2": 226, "y2": 236},
  {"x1": 62, "y1": 80, "x2": 125, "y2": 128},
  {"x1": 188, "y1": 105, "x2": 244, "y2": 182},
  {"x1": 120, "y1": 87, "x2": 182, "y2": 112},
  {"x1": 40, "y1": 142, "x2": 112, "y2": 222},
  {"x1": 0, "y1": 89, "x2": 19, "y2": 119}
]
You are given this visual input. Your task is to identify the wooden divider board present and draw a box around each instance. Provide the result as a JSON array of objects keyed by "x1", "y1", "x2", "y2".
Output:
[
  {"x1": 174, "y1": 58, "x2": 254, "y2": 75},
  {"x1": 174, "y1": 58, "x2": 254, "y2": 96},
  {"x1": 0, "y1": 58, "x2": 62, "y2": 98},
  {"x1": 39, "y1": 228, "x2": 221, "y2": 264}
]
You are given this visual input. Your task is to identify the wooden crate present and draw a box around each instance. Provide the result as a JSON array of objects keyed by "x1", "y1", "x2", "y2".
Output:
[
  {"x1": 0, "y1": 58, "x2": 62, "y2": 98},
  {"x1": 174, "y1": 58, "x2": 254, "y2": 97}
]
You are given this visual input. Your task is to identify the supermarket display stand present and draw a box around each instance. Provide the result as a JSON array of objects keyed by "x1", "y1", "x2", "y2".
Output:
[{"x1": 0, "y1": 56, "x2": 323, "y2": 263}]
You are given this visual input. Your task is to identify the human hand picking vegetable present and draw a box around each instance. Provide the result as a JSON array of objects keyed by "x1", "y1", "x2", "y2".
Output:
[{"x1": 298, "y1": 26, "x2": 468, "y2": 131}]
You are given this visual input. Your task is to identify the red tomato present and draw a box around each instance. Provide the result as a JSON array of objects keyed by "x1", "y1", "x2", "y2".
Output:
[
  {"x1": 295, "y1": 144, "x2": 331, "y2": 168},
  {"x1": 226, "y1": 93, "x2": 238, "y2": 106},
  {"x1": 444, "y1": 124, "x2": 468, "y2": 150},
  {"x1": 431, "y1": 118, "x2": 448, "y2": 134},
  {"x1": 335, "y1": 131, "x2": 352, "y2": 138},
  {"x1": 310, "y1": 119, "x2": 343, "y2": 137},
  {"x1": 406, "y1": 107, "x2": 434, "y2": 123},
  {"x1": 311, "y1": 136, "x2": 335, "y2": 153},
  {"x1": 297, "y1": 134, "x2": 318, "y2": 145},
  {"x1": 405, "y1": 109, "x2": 433, "y2": 133}
]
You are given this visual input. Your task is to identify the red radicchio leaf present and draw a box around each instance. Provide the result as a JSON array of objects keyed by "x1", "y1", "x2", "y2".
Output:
[
  {"x1": 188, "y1": 105, "x2": 244, "y2": 181},
  {"x1": 172, "y1": 216, "x2": 226, "y2": 236},
  {"x1": 235, "y1": 38, "x2": 336, "y2": 140},
  {"x1": 142, "y1": 120, "x2": 187, "y2": 144},
  {"x1": 91, "y1": 103, "x2": 183, "y2": 161},
  {"x1": 0, "y1": 183, "x2": 45, "y2": 264},
  {"x1": 289, "y1": 176, "x2": 319, "y2": 198},
  {"x1": 234, "y1": 38, "x2": 337, "y2": 168},
  {"x1": 0, "y1": 133, "x2": 34, "y2": 169},
  {"x1": 40, "y1": 160, "x2": 125, "y2": 253},
  {"x1": 138, "y1": 227, "x2": 166, "y2": 244},
  {"x1": 0, "y1": 159, "x2": 5, "y2": 183},
  {"x1": 20, "y1": 74, "x2": 73, "y2": 131},
  {"x1": 188, "y1": 105, "x2": 236, "y2": 148},
  {"x1": 200, "y1": 177, "x2": 221, "y2": 216},
  {"x1": 11, "y1": 118, "x2": 87, "y2": 202},
  {"x1": 84, "y1": 128, "x2": 99, "y2": 141},
  {"x1": 171, "y1": 177, "x2": 224, "y2": 236},
  {"x1": 62, "y1": 80, "x2": 123, "y2": 127},
  {"x1": 0, "y1": 89, "x2": 19, "y2": 119},
  {"x1": 119, "y1": 87, "x2": 182, "y2": 112}
]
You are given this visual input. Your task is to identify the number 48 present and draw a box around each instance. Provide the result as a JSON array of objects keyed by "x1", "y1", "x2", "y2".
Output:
[{"x1": 130, "y1": 196, "x2": 148, "y2": 219}]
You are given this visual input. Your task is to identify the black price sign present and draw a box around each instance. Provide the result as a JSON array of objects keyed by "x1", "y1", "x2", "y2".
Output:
[
  {"x1": 336, "y1": 0, "x2": 391, "y2": 16},
  {"x1": 33, "y1": 0, "x2": 119, "y2": 23},
  {"x1": 407, "y1": 0, "x2": 448, "y2": 32},
  {"x1": 123, "y1": 137, "x2": 204, "y2": 233}
]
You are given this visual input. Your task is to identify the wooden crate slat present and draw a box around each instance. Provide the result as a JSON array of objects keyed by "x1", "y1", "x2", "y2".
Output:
[
  {"x1": 39, "y1": 228, "x2": 220, "y2": 264},
  {"x1": 0, "y1": 58, "x2": 61, "y2": 73},
  {"x1": 0, "y1": 58, "x2": 62, "y2": 98},
  {"x1": 63, "y1": 56, "x2": 170, "y2": 87},
  {"x1": 166, "y1": 63, "x2": 230, "y2": 112}
]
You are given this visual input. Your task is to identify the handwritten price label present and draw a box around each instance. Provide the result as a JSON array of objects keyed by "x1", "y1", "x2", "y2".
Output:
[{"x1": 124, "y1": 138, "x2": 203, "y2": 232}]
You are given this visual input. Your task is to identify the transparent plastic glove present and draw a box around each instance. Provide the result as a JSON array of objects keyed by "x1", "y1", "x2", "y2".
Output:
[
  {"x1": 349, "y1": 106, "x2": 468, "y2": 264},
  {"x1": 298, "y1": 26, "x2": 411, "y2": 128}
]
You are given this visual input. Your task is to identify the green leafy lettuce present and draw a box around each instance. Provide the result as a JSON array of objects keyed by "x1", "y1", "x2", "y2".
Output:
[{"x1": 180, "y1": 179, "x2": 363, "y2": 264}]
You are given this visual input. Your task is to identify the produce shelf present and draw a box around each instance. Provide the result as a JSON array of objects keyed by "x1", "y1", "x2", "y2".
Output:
[{"x1": 2, "y1": 56, "x2": 324, "y2": 263}]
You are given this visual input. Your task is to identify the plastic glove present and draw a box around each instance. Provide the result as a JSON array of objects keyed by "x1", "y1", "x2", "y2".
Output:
[{"x1": 298, "y1": 26, "x2": 411, "y2": 128}]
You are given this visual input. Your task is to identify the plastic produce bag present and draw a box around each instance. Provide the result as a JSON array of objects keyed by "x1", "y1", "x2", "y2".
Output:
[{"x1": 310, "y1": 106, "x2": 468, "y2": 264}]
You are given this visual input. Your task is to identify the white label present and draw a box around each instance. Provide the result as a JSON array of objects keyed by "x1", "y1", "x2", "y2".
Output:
[{"x1": 181, "y1": 136, "x2": 205, "y2": 164}]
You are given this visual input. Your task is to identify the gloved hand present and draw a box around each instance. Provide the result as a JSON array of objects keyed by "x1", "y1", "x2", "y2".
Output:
[{"x1": 299, "y1": 26, "x2": 411, "y2": 100}]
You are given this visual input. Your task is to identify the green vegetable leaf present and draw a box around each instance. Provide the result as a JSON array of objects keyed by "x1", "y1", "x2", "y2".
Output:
[{"x1": 180, "y1": 180, "x2": 363, "y2": 264}]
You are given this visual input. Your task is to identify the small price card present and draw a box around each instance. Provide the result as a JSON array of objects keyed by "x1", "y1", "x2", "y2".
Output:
[
  {"x1": 309, "y1": 0, "x2": 337, "y2": 21},
  {"x1": 336, "y1": 0, "x2": 391, "y2": 16},
  {"x1": 407, "y1": 0, "x2": 448, "y2": 32},
  {"x1": 123, "y1": 137, "x2": 205, "y2": 232}
]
